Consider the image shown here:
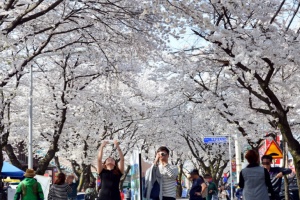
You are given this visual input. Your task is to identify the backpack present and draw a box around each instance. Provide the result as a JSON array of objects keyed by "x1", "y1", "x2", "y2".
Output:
[
  {"x1": 85, "y1": 188, "x2": 97, "y2": 200},
  {"x1": 21, "y1": 181, "x2": 42, "y2": 200},
  {"x1": 21, "y1": 181, "x2": 39, "y2": 196}
]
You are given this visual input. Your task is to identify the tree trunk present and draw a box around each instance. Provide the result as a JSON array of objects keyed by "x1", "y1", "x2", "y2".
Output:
[
  {"x1": 282, "y1": 138, "x2": 290, "y2": 200},
  {"x1": 184, "y1": 136, "x2": 229, "y2": 187},
  {"x1": 35, "y1": 142, "x2": 58, "y2": 175},
  {"x1": 120, "y1": 165, "x2": 131, "y2": 189},
  {"x1": 71, "y1": 160, "x2": 95, "y2": 192},
  {"x1": 253, "y1": 78, "x2": 300, "y2": 199},
  {"x1": 77, "y1": 163, "x2": 94, "y2": 192},
  {"x1": 4, "y1": 144, "x2": 22, "y2": 169},
  {"x1": 0, "y1": 145, "x2": 3, "y2": 171},
  {"x1": 54, "y1": 156, "x2": 62, "y2": 174},
  {"x1": 277, "y1": 117, "x2": 300, "y2": 199},
  {"x1": 0, "y1": 90, "x2": 5, "y2": 177},
  {"x1": 35, "y1": 108, "x2": 67, "y2": 175},
  {"x1": 0, "y1": 145, "x2": 3, "y2": 191},
  {"x1": 284, "y1": 176, "x2": 289, "y2": 200},
  {"x1": 291, "y1": 154, "x2": 300, "y2": 199},
  {"x1": 204, "y1": 159, "x2": 228, "y2": 187},
  {"x1": 177, "y1": 163, "x2": 183, "y2": 198}
]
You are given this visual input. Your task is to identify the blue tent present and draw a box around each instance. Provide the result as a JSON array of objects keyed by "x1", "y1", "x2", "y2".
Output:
[{"x1": 1, "y1": 162, "x2": 24, "y2": 179}]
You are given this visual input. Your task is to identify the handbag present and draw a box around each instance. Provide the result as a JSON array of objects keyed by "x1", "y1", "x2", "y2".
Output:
[
  {"x1": 143, "y1": 180, "x2": 160, "y2": 199},
  {"x1": 150, "y1": 180, "x2": 160, "y2": 199}
]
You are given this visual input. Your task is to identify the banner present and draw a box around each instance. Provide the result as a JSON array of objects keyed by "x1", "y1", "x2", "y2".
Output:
[
  {"x1": 35, "y1": 175, "x2": 51, "y2": 199},
  {"x1": 130, "y1": 150, "x2": 142, "y2": 200},
  {"x1": 231, "y1": 160, "x2": 236, "y2": 172}
]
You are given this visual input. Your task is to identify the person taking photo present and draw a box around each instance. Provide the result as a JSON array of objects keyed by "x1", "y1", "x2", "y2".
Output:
[
  {"x1": 97, "y1": 140, "x2": 124, "y2": 200},
  {"x1": 144, "y1": 146, "x2": 178, "y2": 200}
]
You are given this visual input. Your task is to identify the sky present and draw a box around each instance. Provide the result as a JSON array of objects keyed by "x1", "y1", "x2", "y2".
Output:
[{"x1": 167, "y1": 28, "x2": 207, "y2": 52}]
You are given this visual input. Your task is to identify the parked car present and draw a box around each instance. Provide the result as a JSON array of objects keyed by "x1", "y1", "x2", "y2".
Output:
[
  {"x1": 77, "y1": 192, "x2": 85, "y2": 200},
  {"x1": 280, "y1": 176, "x2": 299, "y2": 200}
]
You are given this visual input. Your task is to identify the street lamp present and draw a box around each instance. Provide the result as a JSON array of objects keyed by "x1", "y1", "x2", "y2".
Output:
[{"x1": 28, "y1": 65, "x2": 33, "y2": 169}]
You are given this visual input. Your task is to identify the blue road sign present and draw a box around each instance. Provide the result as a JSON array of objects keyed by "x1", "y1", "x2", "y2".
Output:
[{"x1": 203, "y1": 136, "x2": 228, "y2": 144}]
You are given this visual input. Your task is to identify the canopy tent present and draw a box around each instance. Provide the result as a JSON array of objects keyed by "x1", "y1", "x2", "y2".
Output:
[{"x1": 1, "y1": 162, "x2": 24, "y2": 179}]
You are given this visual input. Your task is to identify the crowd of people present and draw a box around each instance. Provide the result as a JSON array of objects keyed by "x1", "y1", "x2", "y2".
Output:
[
  {"x1": 11, "y1": 142, "x2": 292, "y2": 200},
  {"x1": 12, "y1": 142, "x2": 179, "y2": 200},
  {"x1": 187, "y1": 149, "x2": 292, "y2": 200},
  {"x1": 13, "y1": 140, "x2": 125, "y2": 200}
]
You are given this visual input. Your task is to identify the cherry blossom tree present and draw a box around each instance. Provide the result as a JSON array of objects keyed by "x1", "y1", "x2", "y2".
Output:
[
  {"x1": 0, "y1": 0, "x2": 162, "y2": 171},
  {"x1": 151, "y1": 0, "x2": 300, "y2": 195}
]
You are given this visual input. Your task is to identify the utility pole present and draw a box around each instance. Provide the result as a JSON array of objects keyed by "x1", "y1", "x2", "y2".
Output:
[
  {"x1": 28, "y1": 65, "x2": 33, "y2": 169},
  {"x1": 235, "y1": 134, "x2": 242, "y2": 182},
  {"x1": 229, "y1": 136, "x2": 233, "y2": 200}
]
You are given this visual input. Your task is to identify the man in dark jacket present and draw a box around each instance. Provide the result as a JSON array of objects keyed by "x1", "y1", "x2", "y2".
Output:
[{"x1": 261, "y1": 155, "x2": 292, "y2": 200}]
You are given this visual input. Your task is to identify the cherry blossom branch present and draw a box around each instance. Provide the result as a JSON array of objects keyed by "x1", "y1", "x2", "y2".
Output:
[
  {"x1": 4, "y1": 0, "x2": 63, "y2": 34},
  {"x1": 3, "y1": 0, "x2": 16, "y2": 11},
  {"x1": 286, "y1": 1, "x2": 300, "y2": 31},
  {"x1": 270, "y1": 0, "x2": 286, "y2": 24},
  {"x1": 248, "y1": 96, "x2": 272, "y2": 115},
  {"x1": 261, "y1": 57, "x2": 275, "y2": 85}
]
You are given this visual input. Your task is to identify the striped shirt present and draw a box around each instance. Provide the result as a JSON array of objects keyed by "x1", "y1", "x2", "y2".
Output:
[
  {"x1": 48, "y1": 183, "x2": 72, "y2": 200},
  {"x1": 158, "y1": 164, "x2": 178, "y2": 198}
]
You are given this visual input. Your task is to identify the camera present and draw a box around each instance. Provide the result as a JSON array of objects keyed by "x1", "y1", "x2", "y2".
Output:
[{"x1": 160, "y1": 152, "x2": 166, "y2": 156}]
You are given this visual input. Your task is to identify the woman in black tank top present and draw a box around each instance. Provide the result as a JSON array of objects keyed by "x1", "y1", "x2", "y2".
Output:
[{"x1": 97, "y1": 140, "x2": 124, "y2": 200}]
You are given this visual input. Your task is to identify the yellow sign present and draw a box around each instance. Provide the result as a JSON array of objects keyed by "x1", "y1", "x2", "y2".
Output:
[{"x1": 264, "y1": 140, "x2": 283, "y2": 159}]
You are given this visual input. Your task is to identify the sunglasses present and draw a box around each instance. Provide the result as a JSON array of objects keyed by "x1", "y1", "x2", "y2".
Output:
[{"x1": 262, "y1": 162, "x2": 271, "y2": 165}]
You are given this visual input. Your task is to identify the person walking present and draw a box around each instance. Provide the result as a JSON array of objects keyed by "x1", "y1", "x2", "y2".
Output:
[
  {"x1": 48, "y1": 173, "x2": 72, "y2": 200},
  {"x1": 144, "y1": 146, "x2": 178, "y2": 200},
  {"x1": 84, "y1": 182, "x2": 97, "y2": 200},
  {"x1": 97, "y1": 140, "x2": 124, "y2": 200},
  {"x1": 189, "y1": 169, "x2": 207, "y2": 200},
  {"x1": 14, "y1": 169, "x2": 44, "y2": 200},
  {"x1": 261, "y1": 154, "x2": 292, "y2": 200},
  {"x1": 239, "y1": 150, "x2": 275, "y2": 200},
  {"x1": 203, "y1": 174, "x2": 217, "y2": 200},
  {"x1": 66, "y1": 174, "x2": 78, "y2": 200},
  {"x1": 124, "y1": 188, "x2": 131, "y2": 200}
]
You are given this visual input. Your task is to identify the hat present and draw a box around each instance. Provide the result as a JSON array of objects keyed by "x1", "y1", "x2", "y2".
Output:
[
  {"x1": 189, "y1": 169, "x2": 199, "y2": 175},
  {"x1": 24, "y1": 169, "x2": 35, "y2": 178}
]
